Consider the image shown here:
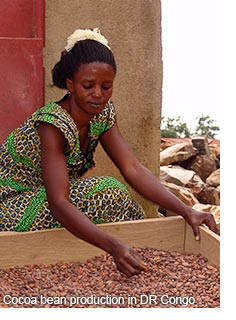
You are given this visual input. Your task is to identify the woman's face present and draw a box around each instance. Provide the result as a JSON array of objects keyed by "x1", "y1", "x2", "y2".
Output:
[{"x1": 67, "y1": 62, "x2": 115, "y2": 116}]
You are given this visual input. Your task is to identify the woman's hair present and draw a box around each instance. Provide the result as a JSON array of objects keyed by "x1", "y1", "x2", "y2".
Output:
[{"x1": 52, "y1": 39, "x2": 116, "y2": 89}]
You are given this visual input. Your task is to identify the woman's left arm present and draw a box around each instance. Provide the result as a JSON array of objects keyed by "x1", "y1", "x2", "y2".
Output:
[{"x1": 100, "y1": 123, "x2": 217, "y2": 240}]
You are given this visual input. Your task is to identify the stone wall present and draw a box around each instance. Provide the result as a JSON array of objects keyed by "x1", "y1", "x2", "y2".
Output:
[{"x1": 44, "y1": 0, "x2": 162, "y2": 216}]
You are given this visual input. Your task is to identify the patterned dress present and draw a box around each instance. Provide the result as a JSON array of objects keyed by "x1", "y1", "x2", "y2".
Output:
[{"x1": 0, "y1": 100, "x2": 145, "y2": 231}]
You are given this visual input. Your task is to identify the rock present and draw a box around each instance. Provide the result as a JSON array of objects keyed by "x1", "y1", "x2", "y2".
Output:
[
  {"x1": 196, "y1": 185, "x2": 220, "y2": 205},
  {"x1": 181, "y1": 154, "x2": 217, "y2": 182},
  {"x1": 191, "y1": 136, "x2": 210, "y2": 155},
  {"x1": 162, "y1": 181, "x2": 199, "y2": 207},
  {"x1": 209, "y1": 140, "x2": 220, "y2": 168},
  {"x1": 160, "y1": 165, "x2": 198, "y2": 186},
  {"x1": 192, "y1": 203, "x2": 220, "y2": 234},
  {"x1": 160, "y1": 138, "x2": 192, "y2": 151},
  {"x1": 160, "y1": 139, "x2": 175, "y2": 152},
  {"x1": 185, "y1": 174, "x2": 205, "y2": 197},
  {"x1": 209, "y1": 140, "x2": 220, "y2": 158},
  {"x1": 206, "y1": 169, "x2": 220, "y2": 187},
  {"x1": 160, "y1": 142, "x2": 197, "y2": 166}
]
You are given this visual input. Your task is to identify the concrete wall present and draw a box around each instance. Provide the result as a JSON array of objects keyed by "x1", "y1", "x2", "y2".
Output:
[{"x1": 44, "y1": 0, "x2": 162, "y2": 217}]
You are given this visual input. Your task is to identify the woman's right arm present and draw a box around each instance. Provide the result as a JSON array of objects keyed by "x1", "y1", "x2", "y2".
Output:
[{"x1": 37, "y1": 122, "x2": 145, "y2": 276}]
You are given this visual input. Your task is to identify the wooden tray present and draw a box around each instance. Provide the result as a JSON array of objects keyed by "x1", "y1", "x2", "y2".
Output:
[{"x1": 0, "y1": 216, "x2": 220, "y2": 269}]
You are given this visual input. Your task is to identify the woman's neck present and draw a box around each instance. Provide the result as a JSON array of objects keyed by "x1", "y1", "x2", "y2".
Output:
[
  {"x1": 58, "y1": 93, "x2": 92, "y2": 130},
  {"x1": 69, "y1": 95, "x2": 92, "y2": 129}
]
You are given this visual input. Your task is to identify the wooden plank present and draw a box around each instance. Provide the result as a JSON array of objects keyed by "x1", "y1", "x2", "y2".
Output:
[
  {"x1": 0, "y1": 217, "x2": 185, "y2": 268},
  {"x1": 184, "y1": 224, "x2": 220, "y2": 267}
]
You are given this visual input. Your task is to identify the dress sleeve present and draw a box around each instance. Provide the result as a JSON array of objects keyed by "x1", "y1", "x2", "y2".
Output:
[{"x1": 33, "y1": 102, "x2": 77, "y2": 152}]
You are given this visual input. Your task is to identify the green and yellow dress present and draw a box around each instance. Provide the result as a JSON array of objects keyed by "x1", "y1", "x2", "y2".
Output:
[{"x1": 0, "y1": 100, "x2": 145, "y2": 231}]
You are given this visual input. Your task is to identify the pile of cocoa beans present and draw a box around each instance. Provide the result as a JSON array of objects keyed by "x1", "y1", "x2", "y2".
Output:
[{"x1": 0, "y1": 248, "x2": 220, "y2": 308}]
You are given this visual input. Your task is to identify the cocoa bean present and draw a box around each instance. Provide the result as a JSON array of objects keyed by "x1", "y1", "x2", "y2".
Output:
[{"x1": 0, "y1": 248, "x2": 220, "y2": 308}]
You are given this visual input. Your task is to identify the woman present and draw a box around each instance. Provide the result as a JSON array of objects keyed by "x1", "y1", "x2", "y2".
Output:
[{"x1": 0, "y1": 28, "x2": 216, "y2": 276}]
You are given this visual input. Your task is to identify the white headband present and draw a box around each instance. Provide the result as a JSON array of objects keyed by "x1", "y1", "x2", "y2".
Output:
[{"x1": 65, "y1": 28, "x2": 110, "y2": 52}]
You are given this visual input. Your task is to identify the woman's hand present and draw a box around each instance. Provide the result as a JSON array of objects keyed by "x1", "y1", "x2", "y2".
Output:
[
  {"x1": 184, "y1": 208, "x2": 217, "y2": 241},
  {"x1": 110, "y1": 242, "x2": 146, "y2": 277}
]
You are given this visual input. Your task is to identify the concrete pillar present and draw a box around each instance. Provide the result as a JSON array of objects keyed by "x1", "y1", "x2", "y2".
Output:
[{"x1": 44, "y1": 0, "x2": 162, "y2": 217}]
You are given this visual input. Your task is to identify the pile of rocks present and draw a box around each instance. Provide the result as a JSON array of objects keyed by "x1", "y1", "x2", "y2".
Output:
[{"x1": 159, "y1": 136, "x2": 220, "y2": 234}]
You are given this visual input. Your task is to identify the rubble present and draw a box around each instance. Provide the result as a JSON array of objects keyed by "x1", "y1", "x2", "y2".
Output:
[
  {"x1": 181, "y1": 154, "x2": 217, "y2": 182},
  {"x1": 206, "y1": 168, "x2": 220, "y2": 187},
  {"x1": 160, "y1": 142, "x2": 197, "y2": 166},
  {"x1": 159, "y1": 136, "x2": 220, "y2": 234},
  {"x1": 160, "y1": 165, "x2": 197, "y2": 187},
  {"x1": 161, "y1": 181, "x2": 199, "y2": 207}
]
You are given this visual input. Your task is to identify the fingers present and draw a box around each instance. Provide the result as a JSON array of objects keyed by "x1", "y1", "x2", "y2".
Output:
[
  {"x1": 114, "y1": 248, "x2": 146, "y2": 277},
  {"x1": 205, "y1": 214, "x2": 218, "y2": 233},
  {"x1": 191, "y1": 212, "x2": 217, "y2": 241},
  {"x1": 117, "y1": 256, "x2": 146, "y2": 277},
  {"x1": 192, "y1": 225, "x2": 201, "y2": 241},
  {"x1": 116, "y1": 261, "x2": 142, "y2": 277}
]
